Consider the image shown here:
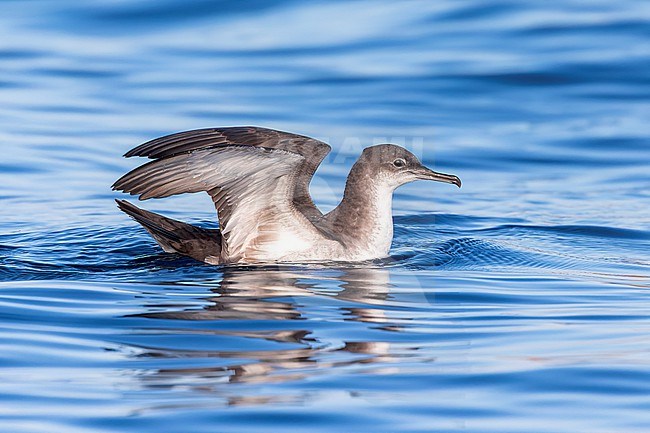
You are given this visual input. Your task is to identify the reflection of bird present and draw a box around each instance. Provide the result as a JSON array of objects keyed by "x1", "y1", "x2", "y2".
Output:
[
  {"x1": 113, "y1": 127, "x2": 460, "y2": 264},
  {"x1": 136, "y1": 266, "x2": 393, "y2": 323},
  {"x1": 138, "y1": 267, "x2": 313, "y2": 321},
  {"x1": 130, "y1": 267, "x2": 403, "y2": 394}
]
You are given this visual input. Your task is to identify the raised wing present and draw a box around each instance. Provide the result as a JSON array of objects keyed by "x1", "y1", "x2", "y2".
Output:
[
  {"x1": 124, "y1": 126, "x2": 331, "y2": 217},
  {"x1": 113, "y1": 128, "x2": 333, "y2": 262}
]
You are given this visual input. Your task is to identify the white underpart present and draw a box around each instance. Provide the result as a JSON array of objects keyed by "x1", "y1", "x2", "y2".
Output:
[
  {"x1": 213, "y1": 159, "x2": 321, "y2": 263},
  {"x1": 264, "y1": 227, "x2": 313, "y2": 259}
]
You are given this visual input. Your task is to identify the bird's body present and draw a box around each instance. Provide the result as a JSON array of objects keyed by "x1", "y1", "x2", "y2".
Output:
[{"x1": 113, "y1": 127, "x2": 460, "y2": 265}]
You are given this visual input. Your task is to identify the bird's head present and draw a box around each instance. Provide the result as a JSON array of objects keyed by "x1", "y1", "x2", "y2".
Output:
[{"x1": 355, "y1": 144, "x2": 461, "y2": 190}]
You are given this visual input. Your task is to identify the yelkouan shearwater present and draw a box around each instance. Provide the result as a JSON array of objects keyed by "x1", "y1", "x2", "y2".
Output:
[{"x1": 113, "y1": 127, "x2": 461, "y2": 265}]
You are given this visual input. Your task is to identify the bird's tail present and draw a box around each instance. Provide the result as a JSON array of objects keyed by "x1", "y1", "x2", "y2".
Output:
[{"x1": 116, "y1": 200, "x2": 222, "y2": 264}]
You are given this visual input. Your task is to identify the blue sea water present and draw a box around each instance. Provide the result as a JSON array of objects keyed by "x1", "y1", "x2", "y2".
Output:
[{"x1": 1, "y1": 1, "x2": 649, "y2": 432}]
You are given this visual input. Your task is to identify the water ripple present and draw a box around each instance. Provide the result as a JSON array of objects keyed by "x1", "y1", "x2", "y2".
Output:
[{"x1": 1, "y1": 0, "x2": 649, "y2": 432}]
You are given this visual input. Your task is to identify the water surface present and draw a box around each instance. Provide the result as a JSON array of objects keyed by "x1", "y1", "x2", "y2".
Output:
[{"x1": 1, "y1": 1, "x2": 649, "y2": 432}]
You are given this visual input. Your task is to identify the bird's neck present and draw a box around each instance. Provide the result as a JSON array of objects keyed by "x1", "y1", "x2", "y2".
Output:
[{"x1": 329, "y1": 164, "x2": 395, "y2": 259}]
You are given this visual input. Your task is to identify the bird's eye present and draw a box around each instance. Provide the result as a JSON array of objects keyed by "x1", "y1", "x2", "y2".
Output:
[{"x1": 393, "y1": 158, "x2": 406, "y2": 168}]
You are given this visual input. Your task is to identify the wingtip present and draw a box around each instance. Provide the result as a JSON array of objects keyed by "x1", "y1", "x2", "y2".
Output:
[{"x1": 123, "y1": 149, "x2": 138, "y2": 158}]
